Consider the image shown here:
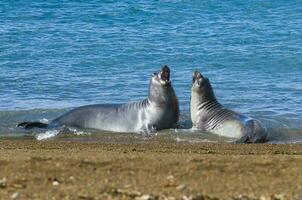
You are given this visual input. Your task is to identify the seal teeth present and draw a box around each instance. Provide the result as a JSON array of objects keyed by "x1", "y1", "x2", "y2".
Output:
[
  {"x1": 161, "y1": 71, "x2": 169, "y2": 82},
  {"x1": 160, "y1": 65, "x2": 170, "y2": 82}
]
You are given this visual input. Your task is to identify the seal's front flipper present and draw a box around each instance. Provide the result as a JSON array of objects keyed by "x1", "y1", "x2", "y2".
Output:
[
  {"x1": 235, "y1": 135, "x2": 252, "y2": 144},
  {"x1": 139, "y1": 124, "x2": 157, "y2": 136},
  {"x1": 17, "y1": 121, "x2": 48, "y2": 129},
  {"x1": 235, "y1": 120, "x2": 267, "y2": 143}
]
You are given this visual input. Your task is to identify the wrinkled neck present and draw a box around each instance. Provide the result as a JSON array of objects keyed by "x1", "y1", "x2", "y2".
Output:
[
  {"x1": 192, "y1": 84, "x2": 217, "y2": 103},
  {"x1": 191, "y1": 91, "x2": 217, "y2": 106},
  {"x1": 148, "y1": 82, "x2": 174, "y2": 104},
  {"x1": 190, "y1": 85, "x2": 218, "y2": 124}
]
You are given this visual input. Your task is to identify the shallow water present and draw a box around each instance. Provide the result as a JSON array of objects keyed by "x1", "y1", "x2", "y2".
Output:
[{"x1": 0, "y1": 1, "x2": 301, "y2": 143}]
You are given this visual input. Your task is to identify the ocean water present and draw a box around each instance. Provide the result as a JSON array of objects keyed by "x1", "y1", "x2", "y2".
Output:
[{"x1": 0, "y1": 1, "x2": 301, "y2": 143}]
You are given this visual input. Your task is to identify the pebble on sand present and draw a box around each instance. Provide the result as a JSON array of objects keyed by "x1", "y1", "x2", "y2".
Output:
[
  {"x1": 52, "y1": 181, "x2": 60, "y2": 186},
  {"x1": 11, "y1": 192, "x2": 19, "y2": 199},
  {"x1": 0, "y1": 178, "x2": 7, "y2": 188}
]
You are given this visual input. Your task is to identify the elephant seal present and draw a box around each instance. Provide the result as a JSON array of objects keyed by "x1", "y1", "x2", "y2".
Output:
[
  {"x1": 190, "y1": 70, "x2": 267, "y2": 143},
  {"x1": 18, "y1": 65, "x2": 179, "y2": 133}
]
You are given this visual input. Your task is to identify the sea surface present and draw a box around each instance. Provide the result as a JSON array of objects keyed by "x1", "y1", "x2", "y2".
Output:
[{"x1": 0, "y1": 1, "x2": 301, "y2": 143}]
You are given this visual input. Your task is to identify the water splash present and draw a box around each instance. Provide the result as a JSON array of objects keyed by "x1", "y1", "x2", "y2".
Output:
[
  {"x1": 36, "y1": 130, "x2": 60, "y2": 140},
  {"x1": 36, "y1": 126, "x2": 90, "y2": 140}
]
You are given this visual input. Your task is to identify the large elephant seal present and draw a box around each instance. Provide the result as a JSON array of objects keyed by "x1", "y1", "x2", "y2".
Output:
[
  {"x1": 190, "y1": 70, "x2": 267, "y2": 143},
  {"x1": 18, "y1": 65, "x2": 179, "y2": 133}
]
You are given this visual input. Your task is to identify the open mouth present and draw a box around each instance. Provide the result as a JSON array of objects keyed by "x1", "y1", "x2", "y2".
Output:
[{"x1": 160, "y1": 65, "x2": 170, "y2": 82}]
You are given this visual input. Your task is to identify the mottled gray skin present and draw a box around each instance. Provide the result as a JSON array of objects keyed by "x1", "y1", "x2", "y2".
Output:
[
  {"x1": 49, "y1": 66, "x2": 179, "y2": 133},
  {"x1": 190, "y1": 71, "x2": 267, "y2": 143}
]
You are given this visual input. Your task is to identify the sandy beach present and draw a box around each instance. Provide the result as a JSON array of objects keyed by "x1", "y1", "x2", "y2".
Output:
[
  {"x1": 0, "y1": 138, "x2": 302, "y2": 200},
  {"x1": 1, "y1": 1, "x2": 302, "y2": 200}
]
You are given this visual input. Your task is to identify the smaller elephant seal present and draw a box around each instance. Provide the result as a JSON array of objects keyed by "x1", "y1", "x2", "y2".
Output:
[
  {"x1": 18, "y1": 65, "x2": 179, "y2": 133},
  {"x1": 190, "y1": 70, "x2": 267, "y2": 143}
]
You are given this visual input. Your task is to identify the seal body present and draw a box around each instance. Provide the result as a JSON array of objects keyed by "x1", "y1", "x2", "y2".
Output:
[
  {"x1": 19, "y1": 66, "x2": 179, "y2": 133},
  {"x1": 190, "y1": 71, "x2": 267, "y2": 143}
]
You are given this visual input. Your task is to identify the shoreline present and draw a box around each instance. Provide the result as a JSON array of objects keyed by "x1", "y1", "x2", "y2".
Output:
[{"x1": 0, "y1": 139, "x2": 302, "y2": 199}]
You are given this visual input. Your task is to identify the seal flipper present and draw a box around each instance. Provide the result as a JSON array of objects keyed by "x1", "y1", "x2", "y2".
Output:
[
  {"x1": 235, "y1": 135, "x2": 251, "y2": 144},
  {"x1": 17, "y1": 121, "x2": 48, "y2": 129},
  {"x1": 236, "y1": 120, "x2": 267, "y2": 143}
]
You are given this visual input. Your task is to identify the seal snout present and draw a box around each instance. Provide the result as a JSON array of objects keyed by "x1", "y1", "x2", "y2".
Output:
[
  {"x1": 160, "y1": 65, "x2": 170, "y2": 82},
  {"x1": 192, "y1": 70, "x2": 203, "y2": 83}
]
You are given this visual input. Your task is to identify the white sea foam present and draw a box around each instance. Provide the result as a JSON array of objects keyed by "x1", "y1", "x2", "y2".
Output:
[
  {"x1": 36, "y1": 130, "x2": 60, "y2": 140},
  {"x1": 66, "y1": 127, "x2": 90, "y2": 136},
  {"x1": 35, "y1": 127, "x2": 90, "y2": 140}
]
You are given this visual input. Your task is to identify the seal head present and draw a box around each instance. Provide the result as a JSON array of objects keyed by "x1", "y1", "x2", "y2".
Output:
[
  {"x1": 149, "y1": 65, "x2": 175, "y2": 104},
  {"x1": 191, "y1": 70, "x2": 216, "y2": 103}
]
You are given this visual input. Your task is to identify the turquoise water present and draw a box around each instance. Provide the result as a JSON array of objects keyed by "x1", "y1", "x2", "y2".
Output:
[{"x1": 0, "y1": 1, "x2": 301, "y2": 142}]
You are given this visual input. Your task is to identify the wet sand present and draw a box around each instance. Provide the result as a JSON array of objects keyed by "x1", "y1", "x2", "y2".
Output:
[{"x1": 0, "y1": 138, "x2": 302, "y2": 200}]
